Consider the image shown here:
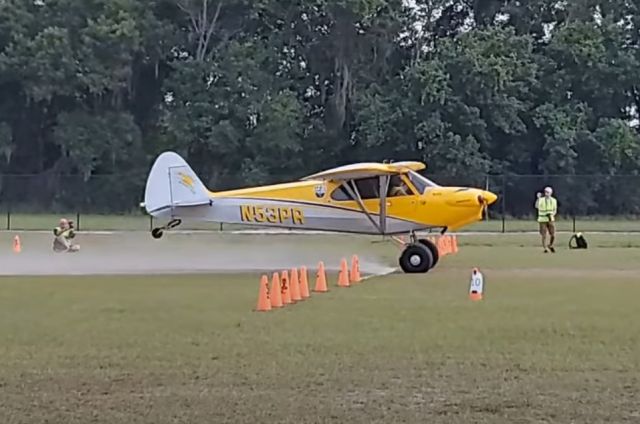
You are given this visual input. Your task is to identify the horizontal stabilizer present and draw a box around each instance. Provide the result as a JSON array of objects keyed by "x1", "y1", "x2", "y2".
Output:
[{"x1": 172, "y1": 199, "x2": 213, "y2": 207}]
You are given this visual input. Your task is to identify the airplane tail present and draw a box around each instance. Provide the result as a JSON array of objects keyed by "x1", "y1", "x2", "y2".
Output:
[{"x1": 143, "y1": 151, "x2": 212, "y2": 217}]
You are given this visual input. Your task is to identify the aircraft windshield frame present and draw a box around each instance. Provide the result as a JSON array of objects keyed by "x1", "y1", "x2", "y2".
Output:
[{"x1": 407, "y1": 170, "x2": 439, "y2": 194}]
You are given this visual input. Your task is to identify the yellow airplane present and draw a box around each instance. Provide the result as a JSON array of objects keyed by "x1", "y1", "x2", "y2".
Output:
[{"x1": 141, "y1": 151, "x2": 498, "y2": 273}]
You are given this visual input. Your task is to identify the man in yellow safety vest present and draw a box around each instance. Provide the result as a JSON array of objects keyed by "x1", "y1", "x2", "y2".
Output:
[{"x1": 535, "y1": 186, "x2": 557, "y2": 253}]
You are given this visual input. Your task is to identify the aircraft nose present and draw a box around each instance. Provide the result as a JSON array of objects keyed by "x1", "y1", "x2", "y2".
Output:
[{"x1": 479, "y1": 190, "x2": 498, "y2": 205}]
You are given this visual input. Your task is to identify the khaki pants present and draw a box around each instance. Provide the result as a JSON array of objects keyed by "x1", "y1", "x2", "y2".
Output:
[
  {"x1": 53, "y1": 236, "x2": 80, "y2": 252},
  {"x1": 539, "y1": 221, "x2": 555, "y2": 236},
  {"x1": 539, "y1": 221, "x2": 556, "y2": 250}
]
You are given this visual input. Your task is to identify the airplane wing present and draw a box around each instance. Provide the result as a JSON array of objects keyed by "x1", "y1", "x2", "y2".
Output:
[
  {"x1": 300, "y1": 161, "x2": 426, "y2": 235},
  {"x1": 300, "y1": 161, "x2": 426, "y2": 181}
]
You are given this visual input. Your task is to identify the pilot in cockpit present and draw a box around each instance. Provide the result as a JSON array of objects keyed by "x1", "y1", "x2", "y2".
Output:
[{"x1": 388, "y1": 175, "x2": 410, "y2": 196}]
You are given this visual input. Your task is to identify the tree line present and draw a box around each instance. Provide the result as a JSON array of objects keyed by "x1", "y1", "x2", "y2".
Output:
[{"x1": 1, "y1": 0, "x2": 639, "y2": 215}]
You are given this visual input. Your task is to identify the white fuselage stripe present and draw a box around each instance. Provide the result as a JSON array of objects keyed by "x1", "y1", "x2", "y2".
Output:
[{"x1": 150, "y1": 197, "x2": 429, "y2": 235}]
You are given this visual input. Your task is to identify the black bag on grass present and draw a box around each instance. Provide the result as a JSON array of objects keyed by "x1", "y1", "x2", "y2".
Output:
[{"x1": 569, "y1": 232, "x2": 588, "y2": 249}]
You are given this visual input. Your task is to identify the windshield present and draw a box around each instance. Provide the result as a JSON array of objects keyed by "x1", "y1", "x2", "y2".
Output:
[{"x1": 407, "y1": 170, "x2": 439, "y2": 194}]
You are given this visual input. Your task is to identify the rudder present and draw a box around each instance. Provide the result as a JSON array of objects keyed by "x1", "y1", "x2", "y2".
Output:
[{"x1": 143, "y1": 151, "x2": 211, "y2": 216}]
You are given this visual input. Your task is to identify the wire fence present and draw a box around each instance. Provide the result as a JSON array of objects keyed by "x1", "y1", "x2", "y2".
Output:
[{"x1": 1, "y1": 173, "x2": 639, "y2": 232}]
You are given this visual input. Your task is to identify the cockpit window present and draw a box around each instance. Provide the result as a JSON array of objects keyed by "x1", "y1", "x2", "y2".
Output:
[
  {"x1": 330, "y1": 177, "x2": 380, "y2": 201},
  {"x1": 331, "y1": 186, "x2": 352, "y2": 201},
  {"x1": 354, "y1": 177, "x2": 379, "y2": 199},
  {"x1": 388, "y1": 175, "x2": 413, "y2": 197},
  {"x1": 329, "y1": 173, "x2": 436, "y2": 200},
  {"x1": 407, "y1": 170, "x2": 439, "y2": 194}
]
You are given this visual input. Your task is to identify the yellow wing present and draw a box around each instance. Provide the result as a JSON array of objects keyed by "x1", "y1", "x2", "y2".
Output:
[{"x1": 300, "y1": 161, "x2": 426, "y2": 181}]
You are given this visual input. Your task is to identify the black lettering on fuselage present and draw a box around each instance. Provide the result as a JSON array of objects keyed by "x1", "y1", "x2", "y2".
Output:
[{"x1": 239, "y1": 205, "x2": 305, "y2": 225}]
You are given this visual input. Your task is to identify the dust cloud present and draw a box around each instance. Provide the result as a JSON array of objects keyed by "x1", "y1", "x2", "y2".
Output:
[{"x1": 0, "y1": 231, "x2": 397, "y2": 276}]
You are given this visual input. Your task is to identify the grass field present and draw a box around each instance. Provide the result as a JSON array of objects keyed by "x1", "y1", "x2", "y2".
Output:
[{"x1": 1, "y1": 232, "x2": 640, "y2": 423}]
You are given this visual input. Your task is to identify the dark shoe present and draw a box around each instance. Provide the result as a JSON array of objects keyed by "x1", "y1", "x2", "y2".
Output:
[
  {"x1": 549, "y1": 246, "x2": 555, "y2": 253},
  {"x1": 543, "y1": 249, "x2": 548, "y2": 253}
]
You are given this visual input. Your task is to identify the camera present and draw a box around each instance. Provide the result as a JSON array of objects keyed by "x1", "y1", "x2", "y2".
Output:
[{"x1": 68, "y1": 220, "x2": 74, "y2": 229}]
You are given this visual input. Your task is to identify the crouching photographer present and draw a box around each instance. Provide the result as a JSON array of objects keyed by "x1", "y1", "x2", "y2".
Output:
[{"x1": 53, "y1": 218, "x2": 80, "y2": 253}]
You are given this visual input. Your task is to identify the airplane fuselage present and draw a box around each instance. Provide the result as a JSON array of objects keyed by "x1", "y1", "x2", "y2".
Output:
[{"x1": 152, "y1": 177, "x2": 497, "y2": 235}]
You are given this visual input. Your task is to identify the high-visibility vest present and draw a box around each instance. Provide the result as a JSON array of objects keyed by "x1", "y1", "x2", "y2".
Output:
[
  {"x1": 536, "y1": 196, "x2": 557, "y2": 222},
  {"x1": 53, "y1": 227, "x2": 75, "y2": 239}
]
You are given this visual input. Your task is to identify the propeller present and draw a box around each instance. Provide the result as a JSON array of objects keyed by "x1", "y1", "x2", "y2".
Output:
[
  {"x1": 482, "y1": 178, "x2": 491, "y2": 222},
  {"x1": 477, "y1": 194, "x2": 490, "y2": 221}
]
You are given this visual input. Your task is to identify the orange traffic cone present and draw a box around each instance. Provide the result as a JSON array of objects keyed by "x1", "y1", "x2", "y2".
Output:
[
  {"x1": 12, "y1": 235, "x2": 21, "y2": 253},
  {"x1": 469, "y1": 267, "x2": 484, "y2": 301},
  {"x1": 255, "y1": 275, "x2": 272, "y2": 311},
  {"x1": 470, "y1": 292, "x2": 483, "y2": 301},
  {"x1": 437, "y1": 237, "x2": 445, "y2": 257},
  {"x1": 299, "y1": 266, "x2": 310, "y2": 299},
  {"x1": 314, "y1": 261, "x2": 328, "y2": 292},
  {"x1": 270, "y1": 272, "x2": 283, "y2": 308},
  {"x1": 290, "y1": 267, "x2": 302, "y2": 302},
  {"x1": 350, "y1": 255, "x2": 361, "y2": 283},
  {"x1": 338, "y1": 258, "x2": 350, "y2": 287},
  {"x1": 281, "y1": 270, "x2": 292, "y2": 304}
]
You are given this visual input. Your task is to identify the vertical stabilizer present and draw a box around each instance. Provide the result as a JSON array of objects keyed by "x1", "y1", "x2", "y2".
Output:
[{"x1": 143, "y1": 151, "x2": 211, "y2": 216}]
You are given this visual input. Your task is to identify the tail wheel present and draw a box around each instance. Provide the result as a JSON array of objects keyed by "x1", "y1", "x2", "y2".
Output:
[
  {"x1": 418, "y1": 238, "x2": 439, "y2": 269},
  {"x1": 151, "y1": 218, "x2": 181, "y2": 239},
  {"x1": 399, "y1": 244, "x2": 433, "y2": 273}
]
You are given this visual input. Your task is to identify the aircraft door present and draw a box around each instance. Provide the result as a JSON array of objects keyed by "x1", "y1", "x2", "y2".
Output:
[{"x1": 383, "y1": 174, "x2": 419, "y2": 220}]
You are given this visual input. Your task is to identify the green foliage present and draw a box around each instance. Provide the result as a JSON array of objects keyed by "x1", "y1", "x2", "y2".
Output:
[
  {"x1": 0, "y1": 0, "x2": 639, "y2": 215},
  {"x1": 595, "y1": 118, "x2": 640, "y2": 174},
  {"x1": 53, "y1": 111, "x2": 142, "y2": 180}
]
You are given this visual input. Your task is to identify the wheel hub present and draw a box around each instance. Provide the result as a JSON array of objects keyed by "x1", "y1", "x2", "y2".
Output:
[{"x1": 409, "y1": 254, "x2": 422, "y2": 266}]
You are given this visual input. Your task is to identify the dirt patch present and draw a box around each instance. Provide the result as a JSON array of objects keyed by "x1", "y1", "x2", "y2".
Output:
[{"x1": 0, "y1": 232, "x2": 396, "y2": 277}]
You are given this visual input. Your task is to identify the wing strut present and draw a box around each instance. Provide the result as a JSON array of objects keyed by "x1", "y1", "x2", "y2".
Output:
[
  {"x1": 340, "y1": 180, "x2": 384, "y2": 234},
  {"x1": 379, "y1": 175, "x2": 389, "y2": 234}
]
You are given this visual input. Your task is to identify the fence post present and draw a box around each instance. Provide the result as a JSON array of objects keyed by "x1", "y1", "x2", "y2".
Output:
[
  {"x1": 76, "y1": 211, "x2": 81, "y2": 231},
  {"x1": 501, "y1": 175, "x2": 506, "y2": 233},
  {"x1": 485, "y1": 175, "x2": 490, "y2": 222},
  {"x1": 572, "y1": 215, "x2": 576, "y2": 233},
  {"x1": 5, "y1": 210, "x2": 9, "y2": 231}
]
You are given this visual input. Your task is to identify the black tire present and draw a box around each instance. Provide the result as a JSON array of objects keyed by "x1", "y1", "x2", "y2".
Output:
[
  {"x1": 399, "y1": 244, "x2": 434, "y2": 273},
  {"x1": 418, "y1": 238, "x2": 439, "y2": 269},
  {"x1": 151, "y1": 228, "x2": 164, "y2": 239}
]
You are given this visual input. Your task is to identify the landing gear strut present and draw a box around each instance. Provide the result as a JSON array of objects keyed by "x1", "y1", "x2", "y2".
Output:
[
  {"x1": 396, "y1": 231, "x2": 439, "y2": 273},
  {"x1": 151, "y1": 218, "x2": 182, "y2": 239}
]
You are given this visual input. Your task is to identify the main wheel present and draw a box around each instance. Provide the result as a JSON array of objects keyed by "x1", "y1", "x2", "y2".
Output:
[
  {"x1": 151, "y1": 228, "x2": 164, "y2": 239},
  {"x1": 399, "y1": 244, "x2": 434, "y2": 273},
  {"x1": 418, "y1": 238, "x2": 439, "y2": 269}
]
